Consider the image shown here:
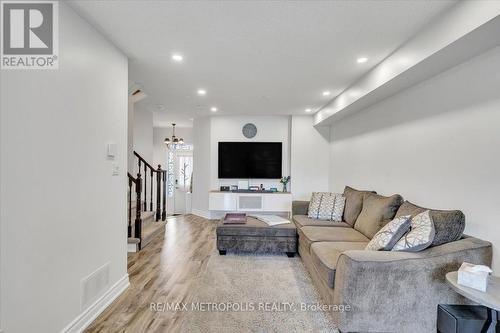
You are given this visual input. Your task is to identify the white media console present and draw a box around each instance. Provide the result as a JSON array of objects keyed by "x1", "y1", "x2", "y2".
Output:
[{"x1": 208, "y1": 191, "x2": 292, "y2": 215}]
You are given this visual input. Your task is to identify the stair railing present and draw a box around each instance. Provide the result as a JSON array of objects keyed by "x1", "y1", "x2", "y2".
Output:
[
  {"x1": 132, "y1": 151, "x2": 167, "y2": 221},
  {"x1": 127, "y1": 172, "x2": 142, "y2": 248}
]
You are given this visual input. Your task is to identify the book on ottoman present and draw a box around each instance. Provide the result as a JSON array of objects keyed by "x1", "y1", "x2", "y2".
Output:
[{"x1": 223, "y1": 213, "x2": 246, "y2": 224}]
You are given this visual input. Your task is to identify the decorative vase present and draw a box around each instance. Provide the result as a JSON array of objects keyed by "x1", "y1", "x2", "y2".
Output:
[{"x1": 282, "y1": 183, "x2": 287, "y2": 192}]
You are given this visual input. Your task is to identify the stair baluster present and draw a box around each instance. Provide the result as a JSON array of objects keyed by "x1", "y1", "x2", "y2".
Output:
[
  {"x1": 128, "y1": 175, "x2": 133, "y2": 237},
  {"x1": 150, "y1": 168, "x2": 153, "y2": 211},
  {"x1": 143, "y1": 164, "x2": 147, "y2": 211},
  {"x1": 135, "y1": 173, "x2": 142, "y2": 250},
  {"x1": 162, "y1": 171, "x2": 167, "y2": 221},
  {"x1": 156, "y1": 165, "x2": 162, "y2": 221}
]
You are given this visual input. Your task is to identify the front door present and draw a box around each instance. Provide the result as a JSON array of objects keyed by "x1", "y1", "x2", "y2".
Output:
[{"x1": 167, "y1": 146, "x2": 193, "y2": 215}]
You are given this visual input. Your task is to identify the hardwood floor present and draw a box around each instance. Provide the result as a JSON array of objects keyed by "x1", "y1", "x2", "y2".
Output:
[{"x1": 85, "y1": 214, "x2": 218, "y2": 333}]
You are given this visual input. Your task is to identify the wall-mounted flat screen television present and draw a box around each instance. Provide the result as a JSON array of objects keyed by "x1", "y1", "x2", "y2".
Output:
[{"x1": 218, "y1": 142, "x2": 282, "y2": 179}]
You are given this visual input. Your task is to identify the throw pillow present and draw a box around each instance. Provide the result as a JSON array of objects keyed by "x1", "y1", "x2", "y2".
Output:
[
  {"x1": 365, "y1": 215, "x2": 412, "y2": 251},
  {"x1": 308, "y1": 192, "x2": 346, "y2": 221},
  {"x1": 342, "y1": 186, "x2": 377, "y2": 226},
  {"x1": 395, "y1": 201, "x2": 465, "y2": 246},
  {"x1": 353, "y1": 193, "x2": 404, "y2": 239},
  {"x1": 392, "y1": 210, "x2": 435, "y2": 252}
]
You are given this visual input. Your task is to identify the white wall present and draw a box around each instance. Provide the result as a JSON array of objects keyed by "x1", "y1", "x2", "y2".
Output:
[
  {"x1": 127, "y1": 99, "x2": 135, "y2": 172},
  {"x1": 192, "y1": 117, "x2": 212, "y2": 216},
  {"x1": 290, "y1": 116, "x2": 330, "y2": 200},
  {"x1": 132, "y1": 105, "x2": 154, "y2": 164},
  {"x1": 210, "y1": 116, "x2": 291, "y2": 191},
  {"x1": 329, "y1": 45, "x2": 500, "y2": 271},
  {"x1": 0, "y1": 3, "x2": 128, "y2": 332}
]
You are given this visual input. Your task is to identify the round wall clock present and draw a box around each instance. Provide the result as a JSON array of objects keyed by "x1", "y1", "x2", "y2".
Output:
[{"x1": 242, "y1": 123, "x2": 257, "y2": 139}]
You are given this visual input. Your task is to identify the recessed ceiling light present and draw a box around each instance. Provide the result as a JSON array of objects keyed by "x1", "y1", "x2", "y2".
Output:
[
  {"x1": 305, "y1": 108, "x2": 312, "y2": 113},
  {"x1": 172, "y1": 53, "x2": 183, "y2": 62},
  {"x1": 357, "y1": 57, "x2": 368, "y2": 63},
  {"x1": 197, "y1": 89, "x2": 207, "y2": 96},
  {"x1": 210, "y1": 107, "x2": 218, "y2": 112},
  {"x1": 322, "y1": 91, "x2": 331, "y2": 97}
]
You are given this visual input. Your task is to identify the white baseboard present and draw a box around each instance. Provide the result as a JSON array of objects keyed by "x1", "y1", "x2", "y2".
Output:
[
  {"x1": 191, "y1": 208, "x2": 212, "y2": 219},
  {"x1": 61, "y1": 274, "x2": 129, "y2": 333}
]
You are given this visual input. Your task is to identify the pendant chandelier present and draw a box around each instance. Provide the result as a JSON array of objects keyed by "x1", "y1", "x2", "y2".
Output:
[{"x1": 163, "y1": 123, "x2": 184, "y2": 147}]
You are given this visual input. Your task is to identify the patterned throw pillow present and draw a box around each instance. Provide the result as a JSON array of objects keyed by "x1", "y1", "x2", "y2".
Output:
[
  {"x1": 365, "y1": 215, "x2": 412, "y2": 251},
  {"x1": 308, "y1": 192, "x2": 346, "y2": 221},
  {"x1": 392, "y1": 210, "x2": 435, "y2": 252}
]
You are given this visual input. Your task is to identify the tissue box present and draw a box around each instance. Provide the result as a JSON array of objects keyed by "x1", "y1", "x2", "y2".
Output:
[{"x1": 457, "y1": 262, "x2": 491, "y2": 292}]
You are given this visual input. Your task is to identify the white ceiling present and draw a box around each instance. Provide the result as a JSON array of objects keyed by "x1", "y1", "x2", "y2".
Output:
[{"x1": 70, "y1": 0, "x2": 457, "y2": 127}]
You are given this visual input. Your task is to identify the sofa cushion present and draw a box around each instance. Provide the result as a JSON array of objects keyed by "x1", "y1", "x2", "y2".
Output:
[
  {"x1": 395, "y1": 200, "x2": 465, "y2": 246},
  {"x1": 365, "y1": 215, "x2": 412, "y2": 251},
  {"x1": 392, "y1": 210, "x2": 435, "y2": 252},
  {"x1": 343, "y1": 186, "x2": 377, "y2": 226},
  {"x1": 292, "y1": 200, "x2": 310, "y2": 216},
  {"x1": 293, "y1": 215, "x2": 350, "y2": 229},
  {"x1": 354, "y1": 193, "x2": 404, "y2": 239},
  {"x1": 298, "y1": 226, "x2": 370, "y2": 251},
  {"x1": 308, "y1": 192, "x2": 345, "y2": 221},
  {"x1": 310, "y1": 242, "x2": 368, "y2": 288}
]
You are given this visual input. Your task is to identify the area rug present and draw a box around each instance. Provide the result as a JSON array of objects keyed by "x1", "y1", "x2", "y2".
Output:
[{"x1": 179, "y1": 251, "x2": 338, "y2": 333}]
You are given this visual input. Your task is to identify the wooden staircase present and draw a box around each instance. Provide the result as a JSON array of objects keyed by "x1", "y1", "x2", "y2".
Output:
[
  {"x1": 127, "y1": 201, "x2": 167, "y2": 252},
  {"x1": 127, "y1": 151, "x2": 168, "y2": 252}
]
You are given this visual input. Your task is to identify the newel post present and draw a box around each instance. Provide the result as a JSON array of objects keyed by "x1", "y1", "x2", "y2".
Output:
[
  {"x1": 135, "y1": 173, "x2": 142, "y2": 249},
  {"x1": 156, "y1": 165, "x2": 162, "y2": 221}
]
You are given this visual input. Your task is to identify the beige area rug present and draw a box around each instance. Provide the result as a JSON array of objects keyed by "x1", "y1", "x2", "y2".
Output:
[{"x1": 179, "y1": 252, "x2": 339, "y2": 333}]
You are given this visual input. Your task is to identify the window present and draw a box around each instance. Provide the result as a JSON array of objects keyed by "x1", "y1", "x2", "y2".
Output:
[
  {"x1": 178, "y1": 154, "x2": 193, "y2": 192},
  {"x1": 167, "y1": 151, "x2": 174, "y2": 197}
]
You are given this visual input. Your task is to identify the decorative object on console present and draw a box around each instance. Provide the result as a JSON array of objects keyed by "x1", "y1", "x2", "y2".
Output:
[
  {"x1": 223, "y1": 213, "x2": 247, "y2": 224},
  {"x1": 230, "y1": 185, "x2": 238, "y2": 191},
  {"x1": 220, "y1": 186, "x2": 230, "y2": 191},
  {"x1": 365, "y1": 215, "x2": 412, "y2": 251},
  {"x1": 280, "y1": 176, "x2": 290, "y2": 192},
  {"x1": 270, "y1": 188, "x2": 277, "y2": 192},
  {"x1": 242, "y1": 123, "x2": 257, "y2": 138},
  {"x1": 457, "y1": 262, "x2": 492, "y2": 292},
  {"x1": 392, "y1": 210, "x2": 435, "y2": 252},
  {"x1": 163, "y1": 123, "x2": 184, "y2": 147},
  {"x1": 249, "y1": 186, "x2": 260, "y2": 191},
  {"x1": 307, "y1": 192, "x2": 345, "y2": 221}
]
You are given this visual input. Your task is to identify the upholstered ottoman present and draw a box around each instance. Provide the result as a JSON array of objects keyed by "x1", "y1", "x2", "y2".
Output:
[{"x1": 216, "y1": 217, "x2": 297, "y2": 257}]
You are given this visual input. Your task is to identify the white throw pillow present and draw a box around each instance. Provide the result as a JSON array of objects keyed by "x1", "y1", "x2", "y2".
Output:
[
  {"x1": 365, "y1": 215, "x2": 412, "y2": 251},
  {"x1": 308, "y1": 192, "x2": 345, "y2": 221},
  {"x1": 392, "y1": 210, "x2": 435, "y2": 252}
]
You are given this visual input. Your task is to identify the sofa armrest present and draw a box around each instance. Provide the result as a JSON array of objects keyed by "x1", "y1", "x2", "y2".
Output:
[
  {"x1": 332, "y1": 237, "x2": 492, "y2": 333},
  {"x1": 292, "y1": 201, "x2": 309, "y2": 216}
]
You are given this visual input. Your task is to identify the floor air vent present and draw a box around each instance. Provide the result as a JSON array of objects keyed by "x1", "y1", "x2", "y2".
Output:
[{"x1": 81, "y1": 262, "x2": 110, "y2": 310}]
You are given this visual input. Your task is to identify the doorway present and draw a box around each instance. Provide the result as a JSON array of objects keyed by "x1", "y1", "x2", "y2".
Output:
[{"x1": 167, "y1": 145, "x2": 193, "y2": 215}]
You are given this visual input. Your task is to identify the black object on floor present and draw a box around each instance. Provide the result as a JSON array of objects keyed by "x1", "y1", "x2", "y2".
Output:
[
  {"x1": 286, "y1": 252, "x2": 295, "y2": 258},
  {"x1": 219, "y1": 250, "x2": 226, "y2": 255},
  {"x1": 437, "y1": 304, "x2": 499, "y2": 333}
]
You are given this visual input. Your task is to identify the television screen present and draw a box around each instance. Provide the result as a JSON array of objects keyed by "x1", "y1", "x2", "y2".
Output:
[{"x1": 218, "y1": 142, "x2": 282, "y2": 179}]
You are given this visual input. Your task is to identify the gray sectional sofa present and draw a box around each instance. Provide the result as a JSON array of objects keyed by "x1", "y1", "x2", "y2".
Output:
[{"x1": 293, "y1": 186, "x2": 492, "y2": 333}]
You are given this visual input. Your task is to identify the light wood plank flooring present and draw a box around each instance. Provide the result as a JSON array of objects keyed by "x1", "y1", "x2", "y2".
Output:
[{"x1": 85, "y1": 214, "x2": 217, "y2": 333}]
